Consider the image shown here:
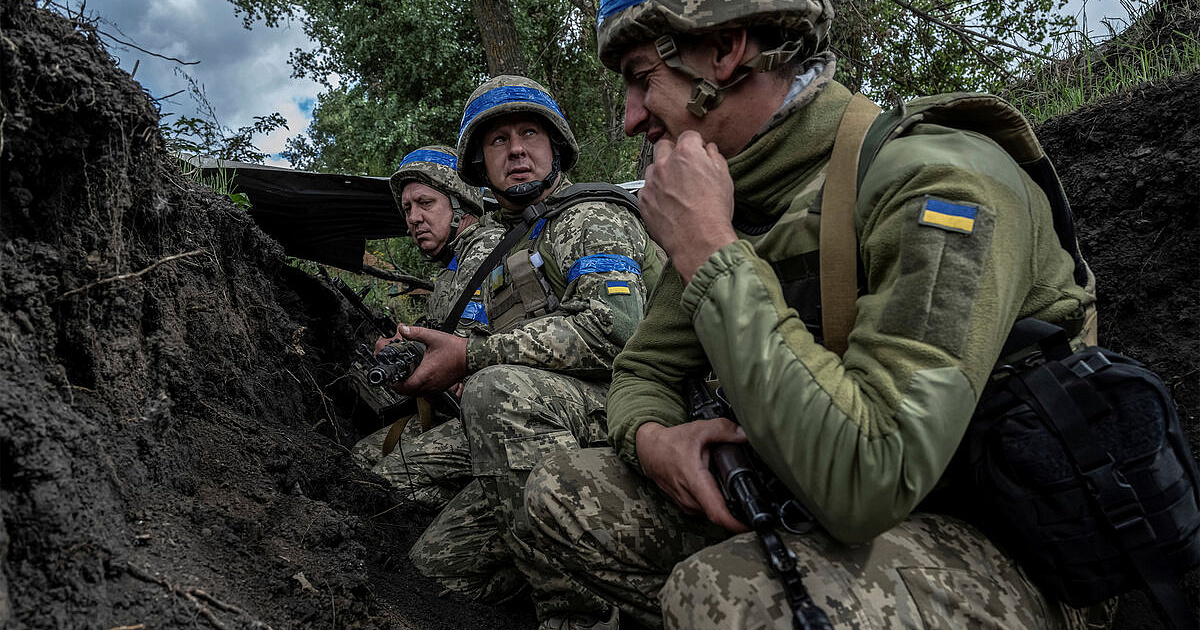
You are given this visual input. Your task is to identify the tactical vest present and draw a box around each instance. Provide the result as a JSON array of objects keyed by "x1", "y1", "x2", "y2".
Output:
[{"x1": 486, "y1": 183, "x2": 661, "y2": 334}]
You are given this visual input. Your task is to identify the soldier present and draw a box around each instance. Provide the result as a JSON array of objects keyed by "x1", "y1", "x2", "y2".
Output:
[
  {"x1": 387, "y1": 76, "x2": 662, "y2": 628},
  {"x1": 352, "y1": 145, "x2": 502, "y2": 510},
  {"x1": 526, "y1": 1, "x2": 1098, "y2": 629}
]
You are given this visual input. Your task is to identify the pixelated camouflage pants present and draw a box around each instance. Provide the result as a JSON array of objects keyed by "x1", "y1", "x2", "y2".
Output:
[
  {"x1": 410, "y1": 365, "x2": 612, "y2": 618},
  {"x1": 408, "y1": 479, "x2": 528, "y2": 602},
  {"x1": 528, "y1": 448, "x2": 1091, "y2": 630},
  {"x1": 351, "y1": 416, "x2": 471, "y2": 510}
]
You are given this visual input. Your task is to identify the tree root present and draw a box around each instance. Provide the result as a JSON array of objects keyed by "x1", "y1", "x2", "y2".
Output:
[
  {"x1": 122, "y1": 562, "x2": 274, "y2": 630},
  {"x1": 56, "y1": 249, "x2": 208, "y2": 301}
]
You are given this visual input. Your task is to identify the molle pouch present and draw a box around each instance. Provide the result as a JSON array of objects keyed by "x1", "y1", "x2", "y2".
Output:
[{"x1": 957, "y1": 318, "x2": 1200, "y2": 629}]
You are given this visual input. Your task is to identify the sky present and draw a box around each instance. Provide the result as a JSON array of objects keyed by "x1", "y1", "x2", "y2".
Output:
[{"x1": 58, "y1": 0, "x2": 1142, "y2": 169}]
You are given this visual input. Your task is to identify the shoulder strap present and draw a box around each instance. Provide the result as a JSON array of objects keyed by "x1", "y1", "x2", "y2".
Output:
[
  {"x1": 550, "y1": 182, "x2": 641, "y2": 218},
  {"x1": 819, "y1": 93, "x2": 881, "y2": 356}
]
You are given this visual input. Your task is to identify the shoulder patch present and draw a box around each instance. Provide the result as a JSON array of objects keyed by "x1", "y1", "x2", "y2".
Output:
[
  {"x1": 918, "y1": 196, "x2": 978, "y2": 235},
  {"x1": 606, "y1": 280, "x2": 631, "y2": 295}
]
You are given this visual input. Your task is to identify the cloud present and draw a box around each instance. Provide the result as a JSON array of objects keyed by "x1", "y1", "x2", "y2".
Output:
[{"x1": 60, "y1": 0, "x2": 323, "y2": 167}]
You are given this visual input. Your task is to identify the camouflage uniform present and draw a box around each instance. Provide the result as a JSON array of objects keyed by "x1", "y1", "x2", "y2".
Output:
[
  {"x1": 527, "y1": 1, "x2": 1097, "y2": 628},
  {"x1": 408, "y1": 76, "x2": 663, "y2": 620},
  {"x1": 352, "y1": 146, "x2": 501, "y2": 510}
]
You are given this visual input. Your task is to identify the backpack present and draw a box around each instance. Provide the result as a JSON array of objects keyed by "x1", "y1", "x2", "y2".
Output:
[{"x1": 822, "y1": 92, "x2": 1200, "y2": 629}]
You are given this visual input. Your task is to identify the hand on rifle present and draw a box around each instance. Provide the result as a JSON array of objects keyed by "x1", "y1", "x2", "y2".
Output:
[
  {"x1": 382, "y1": 325, "x2": 467, "y2": 396},
  {"x1": 636, "y1": 418, "x2": 750, "y2": 533}
]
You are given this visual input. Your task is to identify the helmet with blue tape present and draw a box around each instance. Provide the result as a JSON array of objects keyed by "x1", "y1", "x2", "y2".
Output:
[
  {"x1": 390, "y1": 145, "x2": 485, "y2": 262},
  {"x1": 596, "y1": 0, "x2": 834, "y2": 116},
  {"x1": 456, "y1": 75, "x2": 578, "y2": 203}
]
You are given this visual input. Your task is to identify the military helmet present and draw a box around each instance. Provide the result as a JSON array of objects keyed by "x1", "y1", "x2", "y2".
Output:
[
  {"x1": 390, "y1": 145, "x2": 484, "y2": 217},
  {"x1": 456, "y1": 75, "x2": 579, "y2": 189},
  {"x1": 595, "y1": 0, "x2": 835, "y2": 72},
  {"x1": 390, "y1": 145, "x2": 484, "y2": 263}
]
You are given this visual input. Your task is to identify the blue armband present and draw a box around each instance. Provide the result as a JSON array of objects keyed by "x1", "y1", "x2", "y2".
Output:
[{"x1": 566, "y1": 254, "x2": 641, "y2": 283}]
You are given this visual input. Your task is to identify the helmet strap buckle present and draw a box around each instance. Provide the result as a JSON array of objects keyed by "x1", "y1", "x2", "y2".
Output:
[
  {"x1": 751, "y1": 40, "x2": 803, "y2": 73},
  {"x1": 687, "y1": 79, "x2": 721, "y2": 117}
]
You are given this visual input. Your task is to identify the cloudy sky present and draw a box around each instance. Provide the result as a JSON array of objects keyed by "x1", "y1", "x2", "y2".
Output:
[{"x1": 59, "y1": 0, "x2": 1139, "y2": 169}]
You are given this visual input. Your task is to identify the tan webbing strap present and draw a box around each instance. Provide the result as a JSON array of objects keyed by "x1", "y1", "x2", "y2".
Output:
[
  {"x1": 380, "y1": 395, "x2": 436, "y2": 456},
  {"x1": 416, "y1": 396, "x2": 435, "y2": 432},
  {"x1": 381, "y1": 413, "x2": 413, "y2": 457},
  {"x1": 819, "y1": 93, "x2": 881, "y2": 357}
]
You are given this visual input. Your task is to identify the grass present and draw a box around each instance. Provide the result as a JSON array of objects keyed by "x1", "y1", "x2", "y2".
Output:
[{"x1": 1005, "y1": 3, "x2": 1200, "y2": 123}]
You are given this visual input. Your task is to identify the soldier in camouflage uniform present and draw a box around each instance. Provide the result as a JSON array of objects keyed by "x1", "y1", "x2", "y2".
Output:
[
  {"x1": 352, "y1": 145, "x2": 502, "y2": 510},
  {"x1": 525, "y1": 1, "x2": 1098, "y2": 629},
  {"x1": 386, "y1": 76, "x2": 663, "y2": 628}
]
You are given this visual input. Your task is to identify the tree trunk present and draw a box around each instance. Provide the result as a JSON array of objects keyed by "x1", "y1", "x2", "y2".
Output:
[{"x1": 470, "y1": 0, "x2": 527, "y2": 76}]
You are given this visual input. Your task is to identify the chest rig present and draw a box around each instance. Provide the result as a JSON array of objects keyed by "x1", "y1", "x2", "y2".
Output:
[
  {"x1": 476, "y1": 183, "x2": 646, "y2": 334},
  {"x1": 488, "y1": 215, "x2": 560, "y2": 333}
]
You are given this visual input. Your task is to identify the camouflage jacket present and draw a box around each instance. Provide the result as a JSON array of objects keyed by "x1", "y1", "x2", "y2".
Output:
[
  {"x1": 607, "y1": 67, "x2": 1094, "y2": 543},
  {"x1": 425, "y1": 221, "x2": 505, "y2": 336},
  {"x1": 466, "y1": 177, "x2": 663, "y2": 381}
]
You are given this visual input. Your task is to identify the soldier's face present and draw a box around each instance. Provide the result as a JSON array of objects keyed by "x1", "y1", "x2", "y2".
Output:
[
  {"x1": 480, "y1": 114, "x2": 554, "y2": 191},
  {"x1": 401, "y1": 182, "x2": 454, "y2": 257},
  {"x1": 620, "y1": 41, "x2": 695, "y2": 144}
]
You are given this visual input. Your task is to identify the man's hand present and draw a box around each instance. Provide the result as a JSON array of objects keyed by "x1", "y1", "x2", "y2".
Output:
[
  {"x1": 639, "y1": 130, "x2": 738, "y2": 282},
  {"x1": 636, "y1": 419, "x2": 749, "y2": 533},
  {"x1": 382, "y1": 325, "x2": 468, "y2": 396}
]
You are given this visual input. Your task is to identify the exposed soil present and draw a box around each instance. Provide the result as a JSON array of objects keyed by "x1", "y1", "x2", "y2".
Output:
[{"x1": 0, "y1": 2, "x2": 1196, "y2": 629}]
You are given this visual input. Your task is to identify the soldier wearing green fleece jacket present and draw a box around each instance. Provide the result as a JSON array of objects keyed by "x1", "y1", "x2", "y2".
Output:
[{"x1": 523, "y1": 1, "x2": 1098, "y2": 629}]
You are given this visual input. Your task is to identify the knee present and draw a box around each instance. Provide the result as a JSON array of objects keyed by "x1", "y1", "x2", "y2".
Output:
[
  {"x1": 525, "y1": 449, "x2": 592, "y2": 529},
  {"x1": 459, "y1": 365, "x2": 515, "y2": 421}
]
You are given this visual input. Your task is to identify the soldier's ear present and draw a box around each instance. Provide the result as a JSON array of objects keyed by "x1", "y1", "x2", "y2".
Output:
[{"x1": 707, "y1": 28, "x2": 750, "y2": 83}]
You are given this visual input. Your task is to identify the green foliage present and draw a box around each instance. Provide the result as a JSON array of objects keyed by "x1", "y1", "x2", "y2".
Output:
[
  {"x1": 232, "y1": 0, "x2": 640, "y2": 180},
  {"x1": 1004, "y1": 2, "x2": 1200, "y2": 122},
  {"x1": 230, "y1": 0, "x2": 1085, "y2": 182},
  {"x1": 176, "y1": 158, "x2": 254, "y2": 208},
  {"x1": 832, "y1": 0, "x2": 1075, "y2": 102}
]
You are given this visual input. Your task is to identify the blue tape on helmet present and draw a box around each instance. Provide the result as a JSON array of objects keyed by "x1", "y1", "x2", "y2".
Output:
[
  {"x1": 566, "y1": 254, "x2": 642, "y2": 284},
  {"x1": 597, "y1": 0, "x2": 649, "y2": 23},
  {"x1": 459, "y1": 85, "x2": 566, "y2": 140},
  {"x1": 460, "y1": 300, "x2": 489, "y2": 324},
  {"x1": 399, "y1": 148, "x2": 458, "y2": 170}
]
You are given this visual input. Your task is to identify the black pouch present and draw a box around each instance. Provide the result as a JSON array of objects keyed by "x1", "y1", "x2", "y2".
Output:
[{"x1": 951, "y1": 318, "x2": 1200, "y2": 629}]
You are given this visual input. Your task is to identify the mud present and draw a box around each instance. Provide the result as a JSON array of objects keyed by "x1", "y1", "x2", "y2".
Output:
[{"x1": 0, "y1": 1, "x2": 1196, "y2": 629}]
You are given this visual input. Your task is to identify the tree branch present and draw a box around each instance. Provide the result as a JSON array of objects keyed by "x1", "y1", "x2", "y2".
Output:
[
  {"x1": 888, "y1": 0, "x2": 1056, "y2": 61},
  {"x1": 360, "y1": 264, "x2": 434, "y2": 293}
]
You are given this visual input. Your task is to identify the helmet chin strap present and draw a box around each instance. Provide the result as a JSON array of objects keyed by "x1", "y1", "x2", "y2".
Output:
[
  {"x1": 496, "y1": 151, "x2": 562, "y2": 208},
  {"x1": 654, "y1": 35, "x2": 804, "y2": 117}
]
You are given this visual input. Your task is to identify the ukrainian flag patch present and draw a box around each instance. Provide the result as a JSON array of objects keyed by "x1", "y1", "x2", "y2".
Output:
[
  {"x1": 606, "y1": 281, "x2": 631, "y2": 295},
  {"x1": 918, "y1": 197, "x2": 977, "y2": 235}
]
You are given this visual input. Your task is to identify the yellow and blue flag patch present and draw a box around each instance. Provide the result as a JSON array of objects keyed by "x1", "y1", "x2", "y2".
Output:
[
  {"x1": 918, "y1": 197, "x2": 977, "y2": 235},
  {"x1": 606, "y1": 280, "x2": 631, "y2": 296}
]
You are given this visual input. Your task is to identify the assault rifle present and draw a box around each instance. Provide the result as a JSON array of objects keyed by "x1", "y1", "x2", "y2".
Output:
[
  {"x1": 321, "y1": 269, "x2": 458, "y2": 417},
  {"x1": 324, "y1": 270, "x2": 425, "y2": 386},
  {"x1": 683, "y1": 378, "x2": 832, "y2": 630},
  {"x1": 354, "y1": 339, "x2": 425, "y2": 387}
]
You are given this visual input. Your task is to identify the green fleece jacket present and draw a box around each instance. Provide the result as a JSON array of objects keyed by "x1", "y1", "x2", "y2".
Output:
[{"x1": 606, "y1": 77, "x2": 1093, "y2": 544}]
